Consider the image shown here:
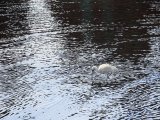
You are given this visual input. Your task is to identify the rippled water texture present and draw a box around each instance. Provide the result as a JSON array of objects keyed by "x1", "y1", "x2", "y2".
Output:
[{"x1": 0, "y1": 0, "x2": 160, "y2": 120}]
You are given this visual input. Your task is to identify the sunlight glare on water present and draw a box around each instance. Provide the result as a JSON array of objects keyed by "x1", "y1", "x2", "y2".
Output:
[{"x1": 0, "y1": 0, "x2": 160, "y2": 120}]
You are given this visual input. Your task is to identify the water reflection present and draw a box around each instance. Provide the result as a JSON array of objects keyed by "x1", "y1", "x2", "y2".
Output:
[
  {"x1": 0, "y1": 0, "x2": 29, "y2": 38},
  {"x1": 27, "y1": 0, "x2": 58, "y2": 33},
  {"x1": 0, "y1": 0, "x2": 62, "y2": 119},
  {"x1": 0, "y1": 0, "x2": 160, "y2": 119},
  {"x1": 48, "y1": 0, "x2": 154, "y2": 64}
]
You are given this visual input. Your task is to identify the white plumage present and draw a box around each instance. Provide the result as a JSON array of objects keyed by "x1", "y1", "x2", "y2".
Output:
[{"x1": 92, "y1": 63, "x2": 118, "y2": 74}]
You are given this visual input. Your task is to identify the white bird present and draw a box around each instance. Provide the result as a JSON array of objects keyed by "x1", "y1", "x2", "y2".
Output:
[
  {"x1": 92, "y1": 63, "x2": 118, "y2": 73},
  {"x1": 92, "y1": 63, "x2": 118, "y2": 79}
]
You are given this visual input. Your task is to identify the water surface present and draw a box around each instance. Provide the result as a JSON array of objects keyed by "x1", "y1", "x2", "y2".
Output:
[{"x1": 0, "y1": 0, "x2": 160, "y2": 119}]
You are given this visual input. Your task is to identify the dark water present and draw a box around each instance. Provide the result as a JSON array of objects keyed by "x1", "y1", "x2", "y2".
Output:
[{"x1": 0, "y1": 0, "x2": 160, "y2": 119}]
